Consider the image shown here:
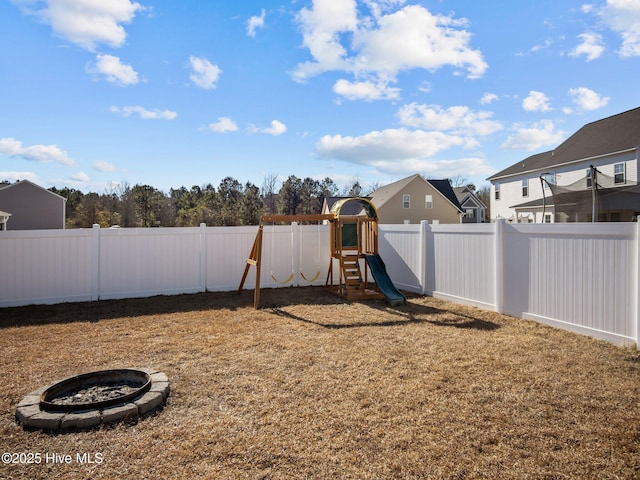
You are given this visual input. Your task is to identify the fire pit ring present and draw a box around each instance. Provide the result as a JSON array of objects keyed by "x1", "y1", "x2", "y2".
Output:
[
  {"x1": 16, "y1": 368, "x2": 169, "y2": 432},
  {"x1": 39, "y1": 369, "x2": 152, "y2": 412}
]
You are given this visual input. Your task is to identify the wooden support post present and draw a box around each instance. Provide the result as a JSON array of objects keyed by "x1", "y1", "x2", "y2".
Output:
[
  {"x1": 253, "y1": 226, "x2": 263, "y2": 308},
  {"x1": 238, "y1": 225, "x2": 264, "y2": 308}
]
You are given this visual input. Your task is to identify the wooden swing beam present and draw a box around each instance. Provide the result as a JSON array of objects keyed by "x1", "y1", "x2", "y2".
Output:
[
  {"x1": 259, "y1": 214, "x2": 335, "y2": 224},
  {"x1": 237, "y1": 214, "x2": 335, "y2": 308}
]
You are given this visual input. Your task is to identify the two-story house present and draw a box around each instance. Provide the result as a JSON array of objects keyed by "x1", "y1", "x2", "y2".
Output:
[
  {"x1": 488, "y1": 106, "x2": 640, "y2": 223},
  {"x1": 368, "y1": 174, "x2": 463, "y2": 224}
]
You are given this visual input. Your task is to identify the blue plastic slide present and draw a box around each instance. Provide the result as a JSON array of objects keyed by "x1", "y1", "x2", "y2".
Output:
[{"x1": 365, "y1": 253, "x2": 407, "y2": 307}]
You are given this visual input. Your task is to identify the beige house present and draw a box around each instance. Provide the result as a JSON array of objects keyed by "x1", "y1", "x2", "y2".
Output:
[
  {"x1": 0, "y1": 180, "x2": 66, "y2": 230},
  {"x1": 368, "y1": 174, "x2": 463, "y2": 224}
]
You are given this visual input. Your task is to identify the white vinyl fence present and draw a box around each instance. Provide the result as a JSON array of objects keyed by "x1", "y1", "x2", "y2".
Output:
[
  {"x1": 0, "y1": 223, "x2": 331, "y2": 306},
  {"x1": 1, "y1": 221, "x2": 639, "y2": 348},
  {"x1": 380, "y1": 220, "x2": 640, "y2": 348}
]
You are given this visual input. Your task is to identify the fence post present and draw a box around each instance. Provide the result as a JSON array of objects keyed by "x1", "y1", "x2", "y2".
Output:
[
  {"x1": 636, "y1": 221, "x2": 640, "y2": 350},
  {"x1": 494, "y1": 219, "x2": 505, "y2": 314},
  {"x1": 200, "y1": 223, "x2": 207, "y2": 293},
  {"x1": 91, "y1": 224, "x2": 100, "y2": 301},
  {"x1": 420, "y1": 220, "x2": 429, "y2": 295},
  {"x1": 292, "y1": 222, "x2": 300, "y2": 287}
]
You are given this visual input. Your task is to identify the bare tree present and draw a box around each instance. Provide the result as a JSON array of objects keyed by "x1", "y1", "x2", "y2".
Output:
[
  {"x1": 449, "y1": 175, "x2": 470, "y2": 188},
  {"x1": 261, "y1": 173, "x2": 279, "y2": 215}
]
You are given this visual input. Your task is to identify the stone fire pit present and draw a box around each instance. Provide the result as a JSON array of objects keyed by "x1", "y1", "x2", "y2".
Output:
[{"x1": 16, "y1": 368, "x2": 169, "y2": 432}]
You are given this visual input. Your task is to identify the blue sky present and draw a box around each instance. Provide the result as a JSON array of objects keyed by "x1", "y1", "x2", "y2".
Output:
[{"x1": 1, "y1": 0, "x2": 639, "y2": 193}]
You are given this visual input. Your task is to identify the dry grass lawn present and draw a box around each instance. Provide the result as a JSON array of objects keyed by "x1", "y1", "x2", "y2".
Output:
[{"x1": 0, "y1": 287, "x2": 639, "y2": 479}]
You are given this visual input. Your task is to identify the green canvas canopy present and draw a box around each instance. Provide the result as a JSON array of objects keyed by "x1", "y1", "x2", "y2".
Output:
[{"x1": 329, "y1": 197, "x2": 378, "y2": 219}]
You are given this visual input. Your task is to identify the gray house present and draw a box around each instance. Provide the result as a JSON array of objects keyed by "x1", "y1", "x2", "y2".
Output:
[
  {"x1": 0, "y1": 180, "x2": 66, "y2": 230},
  {"x1": 454, "y1": 186, "x2": 487, "y2": 223}
]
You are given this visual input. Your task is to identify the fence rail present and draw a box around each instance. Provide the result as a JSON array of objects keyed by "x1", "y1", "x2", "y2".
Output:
[{"x1": 1, "y1": 221, "x2": 638, "y2": 348}]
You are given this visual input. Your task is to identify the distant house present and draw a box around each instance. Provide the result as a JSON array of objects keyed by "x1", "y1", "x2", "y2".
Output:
[
  {"x1": 454, "y1": 186, "x2": 487, "y2": 223},
  {"x1": 488, "y1": 106, "x2": 640, "y2": 223},
  {"x1": 368, "y1": 174, "x2": 463, "y2": 224},
  {"x1": 0, "y1": 180, "x2": 66, "y2": 230}
]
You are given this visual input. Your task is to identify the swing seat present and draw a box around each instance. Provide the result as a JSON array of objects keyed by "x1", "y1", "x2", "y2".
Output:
[{"x1": 270, "y1": 271, "x2": 295, "y2": 285}]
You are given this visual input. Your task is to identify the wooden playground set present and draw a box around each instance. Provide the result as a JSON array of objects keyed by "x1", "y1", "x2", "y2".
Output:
[{"x1": 238, "y1": 197, "x2": 406, "y2": 309}]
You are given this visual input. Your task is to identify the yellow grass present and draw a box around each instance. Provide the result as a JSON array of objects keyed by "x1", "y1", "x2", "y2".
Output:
[{"x1": 1, "y1": 287, "x2": 639, "y2": 479}]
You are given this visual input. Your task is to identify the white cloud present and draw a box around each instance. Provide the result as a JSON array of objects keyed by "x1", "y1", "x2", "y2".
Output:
[
  {"x1": 71, "y1": 171, "x2": 90, "y2": 182},
  {"x1": 333, "y1": 78, "x2": 400, "y2": 101},
  {"x1": 93, "y1": 160, "x2": 118, "y2": 172},
  {"x1": 247, "y1": 9, "x2": 266, "y2": 37},
  {"x1": 110, "y1": 105, "x2": 177, "y2": 120},
  {"x1": 397, "y1": 104, "x2": 502, "y2": 136},
  {"x1": 90, "y1": 54, "x2": 139, "y2": 86},
  {"x1": 417, "y1": 157, "x2": 495, "y2": 179},
  {"x1": 522, "y1": 91, "x2": 552, "y2": 112},
  {"x1": 516, "y1": 38, "x2": 555, "y2": 57},
  {"x1": 293, "y1": 0, "x2": 358, "y2": 80},
  {"x1": 208, "y1": 117, "x2": 238, "y2": 133},
  {"x1": 0, "y1": 137, "x2": 75, "y2": 166},
  {"x1": 480, "y1": 93, "x2": 498, "y2": 105},
  {"x1": 12, "y1": 0, "x2": 142, "y2": 51},
  {"x1": 0, "y1": 171, "x2": 40, "y2": 183},
  {"x1": 501, "y1": 120, "x2": 567, "y2": 151},
  {"x1": 352, "y1": 6, "x2": 487, "y2": 78},
  {"x1": 293, "y1": 2, "x2": 487, "y2": 95},
  {"x1": 262, "y1": 120, "x2": 287, "y2": 136},
  {"x1": 316, "y1": 127, "x2": 494, "y2": 178},
  {"x1": 361, "y1": 0, "x2": 407, "y2": 19},
  {"x1": 568, "y1": 87, "x2": 610, "y2": 110},
  {"x1": 189, "y1": 55, "x2": 222, "y2": 89},
  {"x1": 316, "y1": 128, "x2": 467, "y2": 164},
  {"x1": 599, "y1": 0, "x2": 640, "y2": 57},
  {"x1": 417, "y1": 81, "x2": 432, "y2": 93},
  {"x1": 570, "y1": 32, "x2": 605, "y2": 61}
]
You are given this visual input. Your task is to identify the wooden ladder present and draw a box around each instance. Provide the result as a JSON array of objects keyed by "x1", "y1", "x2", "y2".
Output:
[{"x1": 340, "y1": 254, "x2": 364, "y2": 295}]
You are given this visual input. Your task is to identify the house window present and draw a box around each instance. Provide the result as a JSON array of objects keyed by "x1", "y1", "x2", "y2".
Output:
[
  {"x1": 465, "y1": 208, "x2": 475, "y2": 218},
  {"x1": 544, "y1": 213, "x2": 552, "y2": 223},
  {"x1": 542, "y1": 173, "x2": 555, "y2": 189},
  {"x1": 403, "y1": 194, "x2": 410, "y2": 208},
  {"x1": 614, "y1": 163, "x2": 625, "y2": 184},
  {"x1": 522, "y1": 178, "x2": 528, "y2": 197},
  {"x1": 586, "y1": 168, "x2": 593, "y2": 188},
  {"x1": 495, "y1": 184, "x2": 500, "y2": 200},
  {"x1": 425, "y1": 195, "x2": 433, "y2": 209}
]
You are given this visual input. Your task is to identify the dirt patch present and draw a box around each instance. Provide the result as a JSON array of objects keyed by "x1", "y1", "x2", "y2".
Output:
[{"x1": 1, "y1": 287, "x2": 639, "y2": 479}]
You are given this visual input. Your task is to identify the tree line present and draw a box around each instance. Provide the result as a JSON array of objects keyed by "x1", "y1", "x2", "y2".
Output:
[{"x1": 46, "y1": 175, "x2": 368, "y2": 229}]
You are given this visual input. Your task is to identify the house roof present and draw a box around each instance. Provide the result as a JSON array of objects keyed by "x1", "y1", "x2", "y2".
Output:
[
  {"x1": 0, "y1": 179, "x2": 66, "y2": 201},
  {"x1": 488, "y1": 106, "x2": 640, "y2": 181},
  {"x1": 510, "y1": 198, "x2": 553, "y2": 209},
  {"x1": 453, "y1": 186, "x2": 487, "y2": 209},
  {"x1": 369, "y1": 174, "x2": 463, "y2": 212}
]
